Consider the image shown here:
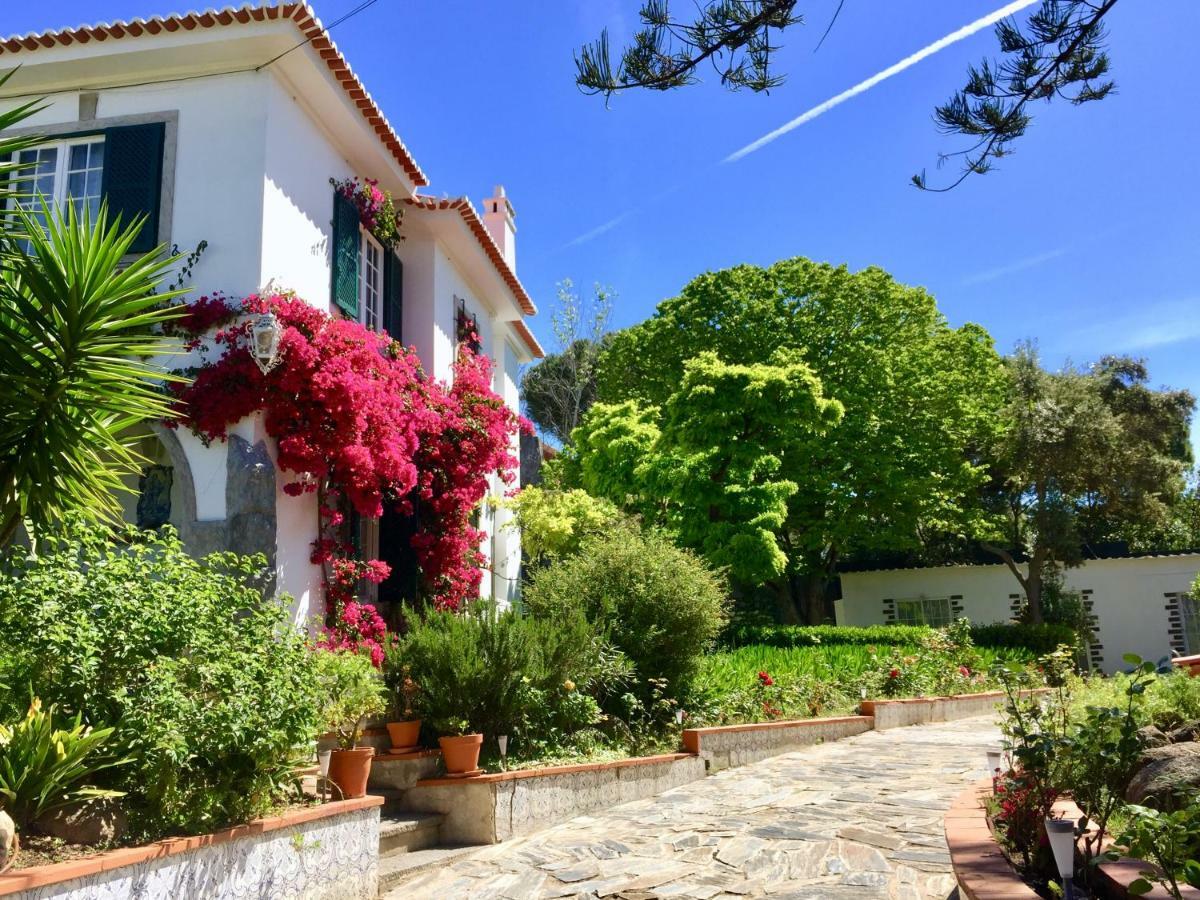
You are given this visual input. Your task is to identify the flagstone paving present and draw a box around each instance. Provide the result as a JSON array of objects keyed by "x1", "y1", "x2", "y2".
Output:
[{"x1": 394, "y1": 715, "x2": 1001, "y2": 899}]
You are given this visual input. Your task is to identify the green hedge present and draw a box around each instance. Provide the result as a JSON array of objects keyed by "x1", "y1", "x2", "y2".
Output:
[
  {"x1": 721, "y1": 622, "x2": 1076, "y2": 654},
  {"x1": 967, "y1": 622, "x2": 1077, "y2": 654},
  {"x1": 721, "y1": 624, "x2": 933, "y2": 648}
]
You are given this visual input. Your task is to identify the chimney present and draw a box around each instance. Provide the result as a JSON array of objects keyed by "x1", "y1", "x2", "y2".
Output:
[{"x1": 481, "y1": 185, "x2": 516, "y2": 272}]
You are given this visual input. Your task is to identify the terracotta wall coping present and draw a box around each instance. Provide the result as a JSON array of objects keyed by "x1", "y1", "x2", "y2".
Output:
[
  {"x1": 680, "y1": 715, "x2": 873, "y2": 754},
  {"x1": 947, "y1": 777, "x2": 1200, "y2": 900},
  {"x1": 0, "y1": 796, "x2": 384, "y2": 896},
  {"x1": 861, "y1": 688, "x2": 1049, "y2": 715},
  {"x1": 944, "y1": 778, "x2": 1039, "y2": 900},
  {"x1": 415, "y1": 752, "x2": 697, "y2": 787}
]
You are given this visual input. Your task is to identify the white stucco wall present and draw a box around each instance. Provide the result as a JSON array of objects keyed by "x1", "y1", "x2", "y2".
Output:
[
  {"x1": 261, "y1": 74, "x2": 354, "y2": 309},
  {"x1": 4, "y1": 48, "x2": 530, "y2": 619},
  {"x1": 837, "y1": 555, "x2": 1200, "y2": 673}
]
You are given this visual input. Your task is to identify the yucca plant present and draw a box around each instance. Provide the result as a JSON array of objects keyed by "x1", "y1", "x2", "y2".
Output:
[
  {"x1": 0, "y1": 68, "x2": 189, "y2": 547},
  {"x1": 0, "y1": 199, "x2": 188, "y2": 546},
  {"x1": 0, "y1": 699, "x2": 128, "y2": 829}
]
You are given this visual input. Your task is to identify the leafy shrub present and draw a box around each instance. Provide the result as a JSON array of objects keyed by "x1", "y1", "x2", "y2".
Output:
[
  {"x1": 523, "y1": 527, "x2": 727, "y2": 698},
  {"x1": 868, "y1": 621, "x2": 996, "y2": 698},
  {"x1": 1072, "y1": 669, "x2": 1200, "y2": 732},
  {"x1": 313, "y1": 650, "x2": 387, "y2": 749},
  {"x1": 508, "y1": 486, "x2": 624, "y2": 562},
  {"x1": 721, "y1": 624, "x2": 935, "y2": 649},
  {"x1": 967, "y1": 622, "x2": 1078, "y2": 655},
  {"x1": 0, "y1": 524, "x2": 321, "y2": 840},
  {"x1": 0, "y1": 700, "x2": 127, "y2": 830},
  {"x1": 723, "y1": 622, "x2": 1075, "y2": 655},
  {"x1": 1107, "y1": 802, "x2": 1200, "y2": 898},
  {"x1": 391, "y1": 604, "x2": 628, "y2": 757}
]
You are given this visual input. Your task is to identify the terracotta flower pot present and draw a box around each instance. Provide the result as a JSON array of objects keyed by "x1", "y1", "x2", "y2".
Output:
[
  {"x1": 327, "y1": 747, "x2": 374, "y2": 799},
  {"x1": 438, "y1": 733, "x2": 483, "y2": 774},
  {"x1": 387, "y1": 719, "x2": 422, "y2": 750}
]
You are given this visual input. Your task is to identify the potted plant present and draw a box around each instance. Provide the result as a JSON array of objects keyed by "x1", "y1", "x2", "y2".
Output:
[
  {"x1": 436, "y1": 716, "x2": 483, "y2": 776},
  {"x1": 382, "y1": 640, "x2": 422, "y2": 752},
  {"x1": 386, "y1": 665, "x2": 422, "y2": 751},
  {"x1": 314, "y1": 649, "x2": 387, "y2": 799}
]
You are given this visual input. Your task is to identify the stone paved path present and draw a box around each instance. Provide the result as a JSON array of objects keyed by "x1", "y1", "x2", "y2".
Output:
[{"x1": 399, "y1": 715, "x2": 1001, "y2": 900}]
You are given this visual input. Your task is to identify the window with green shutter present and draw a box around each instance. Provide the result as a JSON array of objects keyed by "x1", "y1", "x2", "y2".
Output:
[
  {"x1": 331, "y1": 190, "x2": 360, "y2": 317},
  {"x1": 101, "y1": 122, "x2": 165, "y2": 253},
  {"x1": 383, "y1": 250, "x2": 403, "y2": 341}
]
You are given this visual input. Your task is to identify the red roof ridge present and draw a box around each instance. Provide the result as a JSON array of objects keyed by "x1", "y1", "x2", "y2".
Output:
[{"x1": 0, "y1": 3, "x2": 428, "y2": 187}]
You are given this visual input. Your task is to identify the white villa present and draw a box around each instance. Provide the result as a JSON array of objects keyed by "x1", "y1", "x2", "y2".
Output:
[{"x1": 0, "y1": 3, "x2": 544, "y2": 626}]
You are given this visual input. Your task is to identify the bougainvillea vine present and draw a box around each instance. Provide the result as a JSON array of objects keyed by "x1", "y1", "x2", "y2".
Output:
[{"x1": 167, "y1": 291, "x2": 524, "y2": 659}]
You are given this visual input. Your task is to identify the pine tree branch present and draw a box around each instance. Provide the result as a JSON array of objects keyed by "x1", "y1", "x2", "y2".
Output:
[{"x1": 915, "y1": 0, "x2": 1119, "y2": 192}]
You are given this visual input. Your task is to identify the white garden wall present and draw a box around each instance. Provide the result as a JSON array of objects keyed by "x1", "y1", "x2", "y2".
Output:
[{"x1": 837, "y1": 554, "x2": 1200, "y2": 673}]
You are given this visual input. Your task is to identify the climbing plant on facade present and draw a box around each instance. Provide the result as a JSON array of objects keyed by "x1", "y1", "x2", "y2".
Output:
[{"x1": 168, "y1": 291, "x2": 523, "y2": 655}]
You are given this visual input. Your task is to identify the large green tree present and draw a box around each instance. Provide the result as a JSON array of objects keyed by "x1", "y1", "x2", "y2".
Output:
[
  {"x1": 573, "y1": 258, "x2": 1005, "y2": 623},
  {"x1": 564, "y1": 350, "x2": 842, "y2": 591},
  {"x1": 979, "y1": 346, "x2": 1194, "y2": 622}
]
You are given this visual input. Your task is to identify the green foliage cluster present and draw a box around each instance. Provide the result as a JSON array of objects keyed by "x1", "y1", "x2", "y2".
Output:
[
  {"x1": 313, "y1": 650, "x2": 386, "y2": 750},
  {"x1": 723, "y1": 622, "x2": 1073, "y2": 655},
  {"x1": 523, "y1": 526, "x2": 727, "y2": 700},
  {"x1": 389, "y1": 604, "x2": 631, "y2": 760},
  {"x1": 1072, "y1": 669, "x2": 1200, "y2": 732},
  {"x1": 990, "y1": 651, "x2": 1200, "y2": 896},
  {"x1": 0, "y1": 157, "x2": 187, "y2": 548},
  {"x1": 0, "y1": 700, "x2": 127, "y2": 830},
  {"x1": 564, "y1": 258, "x2": 1006, "y2": 623},
  {"x1": 693, "y1": 624, "x2": 1023, "y2": 727},
  {"x1": 507, "y1": 486, "x2": 623, "y2": 563},
  {"x1": 1107, "y1": 804, "x2": 1200, "y2": 898},
  {"x1": 722, "y1": 623, "x2": 933, "y2": 648},
  {"x1": 966, "y1": 623, "x2": 1079, "y2": 655},
  {"x1": 0, "y1": 524, "x2": 321, "y2": 840}
]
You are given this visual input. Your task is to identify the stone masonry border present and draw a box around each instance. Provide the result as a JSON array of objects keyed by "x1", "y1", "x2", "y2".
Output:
[
  {"x1": 682, "y1": 714, "x2": 874, "y2": 772},
  {"x1": 0, "y1": 796, "x2": 383, "y2": 899},
  {"x1": 860, "y1": 689, "x2": 1049, "y2": 730}
]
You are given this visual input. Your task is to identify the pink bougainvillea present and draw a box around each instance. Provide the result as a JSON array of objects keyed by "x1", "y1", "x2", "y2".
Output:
[{"x1": 168, "y1": 290, "x2": 523, "y2": 656}]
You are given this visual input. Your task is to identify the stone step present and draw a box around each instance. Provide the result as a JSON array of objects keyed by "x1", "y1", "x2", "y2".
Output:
[
  {"x1": 377, "y1": 844, "x2": 485, "y2": 896},
  {"x1": 379, "y1": 811, "x2": 444, "y2": 855}
]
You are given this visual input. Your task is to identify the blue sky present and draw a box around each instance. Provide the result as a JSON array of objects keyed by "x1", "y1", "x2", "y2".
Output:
[{"x1": 13, "y1": 2, "x2": 1200, "y2": 450}]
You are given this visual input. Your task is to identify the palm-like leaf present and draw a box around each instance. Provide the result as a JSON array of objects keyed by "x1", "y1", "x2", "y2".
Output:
[{"x1": 0, "y1": 199, "x2": 187, "y2": 545}]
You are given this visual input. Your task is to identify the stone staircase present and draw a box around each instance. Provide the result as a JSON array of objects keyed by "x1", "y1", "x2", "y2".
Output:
[{"x1": 367, "y1": 750, "x2": 486, "y2": 897}]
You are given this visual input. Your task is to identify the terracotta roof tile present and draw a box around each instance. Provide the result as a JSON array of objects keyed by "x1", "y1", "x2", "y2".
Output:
[
  {"x1": 404, "y1": 195, "x2": 538, "y2": 321},
  {"x1": 0, "y1": 3, "x2": 428, "y2": 187}
]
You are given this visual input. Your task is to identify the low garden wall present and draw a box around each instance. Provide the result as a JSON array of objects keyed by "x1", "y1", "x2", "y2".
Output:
[
  {"x1": 861, "y1": 689, "x2": 1048, "y2": 730},
  {"x1": 945, "y1": 779, "x2": 1200, "y2": 900},
  {"x1": 400, "y1": 753, "x2": 705, "y2": 845},
  {"x1": 0, "y1": 797, "x2": 383, "y2": 900},
  {"x1": 682, "y1": 715, "x2": 874, "y2": 771}
]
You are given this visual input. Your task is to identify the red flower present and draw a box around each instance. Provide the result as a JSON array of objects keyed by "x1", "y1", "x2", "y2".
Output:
[
  {"x1": 170, "y1": 292, "x2": 522, "y2": 617},
  {"x1": 889, "y1": 668, "x2": 901, "y2": 679},
  {"x1": 757, "y1": 671, "x2": 775, "y2": 687}
]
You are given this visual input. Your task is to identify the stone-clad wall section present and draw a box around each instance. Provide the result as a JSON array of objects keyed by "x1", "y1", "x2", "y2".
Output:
[
  {"x1": 682, "y1": 716, "x2": 874, "y2": 772},
  {"x1": 401, "y1": 754, "x2": 706, "y2": 845},
  {"x1": 0, "y1": 799, "x2": 381, "y2": 900}
]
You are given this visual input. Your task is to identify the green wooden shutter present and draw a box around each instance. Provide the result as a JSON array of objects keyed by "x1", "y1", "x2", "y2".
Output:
[
  {"x1": 101, "y1": 122, "x2": 165, "y2": 253},
  {"x1": 383, "y1": 250, "x2": 403, "y2": 341},
  {"x1": 331, "y1": 190, "x2": 360, "y2": 317}
]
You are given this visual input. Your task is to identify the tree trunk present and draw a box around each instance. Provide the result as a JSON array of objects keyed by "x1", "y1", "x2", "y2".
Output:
[
  {"x1": 802, "y1": 572, "x2": 828, "y2": 625},
  {"x1": 769, "y1": 578, "x2": 802, "y2": 624},
  {"x1": 1024, "y1": 551, "x2": 1045, "y2": 624}
]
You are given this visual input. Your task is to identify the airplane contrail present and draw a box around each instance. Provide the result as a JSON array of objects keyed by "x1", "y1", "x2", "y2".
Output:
[{"x1": 723, "y1": 0, "x2": 1041, "y2": 163}]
